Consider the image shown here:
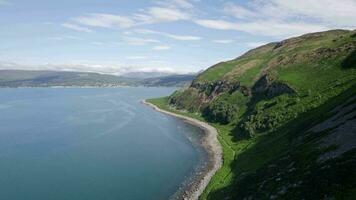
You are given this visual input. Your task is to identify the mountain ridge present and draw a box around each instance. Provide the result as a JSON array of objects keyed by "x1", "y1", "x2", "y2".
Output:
[{"x1": 0, "y1": 70, "x2": 195, "y2": 87}]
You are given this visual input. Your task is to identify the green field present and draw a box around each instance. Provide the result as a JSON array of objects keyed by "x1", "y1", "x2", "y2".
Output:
[{"x1": 148, "y1": 29, "x2": 356, "y2": 199}]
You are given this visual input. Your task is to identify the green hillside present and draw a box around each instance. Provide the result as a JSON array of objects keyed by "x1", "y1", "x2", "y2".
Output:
[{"x1": 148, "y1": 29, "x2": 356, "y2": 199}]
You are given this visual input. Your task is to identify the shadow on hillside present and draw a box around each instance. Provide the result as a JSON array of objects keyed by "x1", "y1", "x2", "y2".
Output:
[
  {"x1": 229, "y1": 92, "x2": 284, "y2": 142},
  {"x1": 341, "y1": 50, "x2": 356, "y2": 69},
  {"x1": 205, "y1": 86, "x2": 356, "y2": 200}
]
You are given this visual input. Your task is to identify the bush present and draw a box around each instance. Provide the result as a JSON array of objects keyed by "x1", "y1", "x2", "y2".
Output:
[{"x1": 203, "y1": 100, "x2": 238, "y2": 124}]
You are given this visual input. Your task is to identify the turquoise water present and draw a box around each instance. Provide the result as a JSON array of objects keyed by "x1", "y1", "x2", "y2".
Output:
[{"x1": 0, "y1": 88, "x2": 205, "y2": 200}]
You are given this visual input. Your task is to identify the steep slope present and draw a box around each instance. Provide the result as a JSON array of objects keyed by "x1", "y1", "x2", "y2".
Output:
[{"x1": 149, "y1": 29, "x2": 356, "y2": 199}]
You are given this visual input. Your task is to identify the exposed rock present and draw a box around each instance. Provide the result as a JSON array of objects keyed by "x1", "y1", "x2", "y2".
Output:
[
  {"x1": 191, "y1": 80, "x2": 240, "y2": 100},
  {"x1": 240, "y1": 86, "x2": 252, "y2": 97},
  {"x1": 252, "y1": 74, "x2": 295, "y2": 98}
]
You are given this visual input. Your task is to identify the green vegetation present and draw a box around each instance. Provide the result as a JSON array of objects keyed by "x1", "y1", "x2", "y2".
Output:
[{"x1": 148, "y1": 30, "x2": 356, "y2": 199}]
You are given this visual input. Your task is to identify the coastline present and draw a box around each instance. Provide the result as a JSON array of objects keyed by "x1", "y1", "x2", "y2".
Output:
[{"x1": 142, "y1": 100, "x2": 223, "y2": 200}]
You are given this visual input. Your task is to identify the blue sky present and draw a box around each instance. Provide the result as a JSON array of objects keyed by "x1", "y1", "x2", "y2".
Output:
[{"x1": 0, "y1": 0, "x2": 355, "y2": 75}]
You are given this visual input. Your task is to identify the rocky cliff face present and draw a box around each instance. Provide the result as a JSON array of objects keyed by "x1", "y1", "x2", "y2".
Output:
[
  {"x1": 168, "y1": 80, "x2": 241, "y2": 111},
  {"x1": 168, "y1": 29, "x2": 356, "y2": 129},
  {"x1": 252, "y1": 74, "x2": 295, "y2": 98},
  {"x1": 191, "y1": 80, "x2": 240, "y2": 99}
]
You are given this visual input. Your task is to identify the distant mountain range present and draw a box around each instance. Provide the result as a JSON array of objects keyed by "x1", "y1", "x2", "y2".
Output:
[{"x1": 0, "y1": 70, "x2": 195, "y2": 88}]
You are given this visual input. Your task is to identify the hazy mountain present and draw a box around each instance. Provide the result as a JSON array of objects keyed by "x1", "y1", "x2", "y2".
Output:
[
  {"x1": 0, "y1": 70, "x2": 195, "y2": 87},
  {"x1": 120, "y1": 71, "x2": 176, "y2": 79},
  {"x1": 139, "y1": 74, "x2": 196, "y2": 87}
]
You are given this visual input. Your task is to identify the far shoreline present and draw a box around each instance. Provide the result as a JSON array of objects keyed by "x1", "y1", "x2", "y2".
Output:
[{"x1": 142, "y1": 100, "x2": 223, "y2": 200}]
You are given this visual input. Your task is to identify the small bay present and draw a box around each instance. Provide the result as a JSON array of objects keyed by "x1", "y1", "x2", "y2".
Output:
[{"x1": 0, "y1": 87, "x2": 206, "y2": 200}]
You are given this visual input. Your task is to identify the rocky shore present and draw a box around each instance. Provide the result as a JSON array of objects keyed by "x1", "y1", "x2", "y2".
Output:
[{"x1": 142, "y1": 100, "x2": 223, "y2": 200}]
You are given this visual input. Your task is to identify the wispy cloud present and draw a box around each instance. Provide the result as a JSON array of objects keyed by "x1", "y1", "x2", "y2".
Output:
[
  {"x1": 245, "y1": 42, "x2": 269, "y2": 48},
  {"x1": 195, "y1": 19, "x2": 328, "y2": 37},
  {"x1": 62, "y1": 23, "x2": 93, "y2": 33},
  {"x1": 73, "y1": 14, "x2": 135, "y2": 29},
  {"x1": 212, "y1": 39, "x2": 235, "y2": 44},
  {"x1": 195, "y1": 0, "x2": 356, "y2": 37},
  {"x1": 265, "y1": 0, "x2": 356, "y2": 27},
  {"x1": 133, "y1": 29, "x2": 201, "y2": 41},
  {"x1": 134, "y1": 7, "x2": 191, "y2": 24},
  {"x1": 155, "y1": 0, "x2": 195, "y2": 9},
  {"x1": 163, "y1": 33, "x2": 201, "y2": 41},
  {"x1": 63, "y1": 1, "x2": 193, "y2": 31},
  {"x1": 152, "y1": 45, "x2": 171, "y2": 50},
  {"x1": 223, "y1": 3, "x2": 258, "y2": 19},
  {"x1": 121, "y1": 37, "x2": 161, "y2": 46}
]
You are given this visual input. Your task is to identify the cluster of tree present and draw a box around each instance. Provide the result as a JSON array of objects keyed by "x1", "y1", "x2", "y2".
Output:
[{"x1": 202, "y1": 100, "x2": 238, "y2": 124}]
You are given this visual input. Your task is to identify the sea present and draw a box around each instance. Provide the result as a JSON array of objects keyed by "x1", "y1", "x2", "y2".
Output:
[{"x1": 0, "y1": 87, "x2": 206, "y2": 200}]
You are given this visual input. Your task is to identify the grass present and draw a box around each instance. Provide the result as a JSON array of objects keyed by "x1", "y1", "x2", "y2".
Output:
[
  {"x1": 147, "y1": 29, "x2": 356, "y2": 199},
  {"x1": 147, "y1": 97, "x2": 292, "y2": 199},
  {"x1": 148, "y1": 84, "x2": 356, "y2": 199}
]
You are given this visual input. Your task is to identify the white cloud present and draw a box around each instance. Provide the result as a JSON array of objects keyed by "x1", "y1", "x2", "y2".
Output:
[
  {"x1": 164, "y1": 33, "x2": 201, "y2": 41},
  {"x1": 122, "y1": 37, "x2": 161, "y2": 46},
  {"x1": 155, "y1": 0, "x2": 195, "y2": 9},
  {"x1": 73, "y1": 13, "x2": 135, "y2": 29},
  {"x1": 171, "y1": 0, "x2": 194, "y2": 8},
  {"x1": 195, "y1": 20, "x2": 236, "y2": 30},
  {"x1": 135, "y1": 7, "x2": 191, "y2": 24},
  {"x1": 223, "y1": 3, "x2": 258, "y2": 19},
  {"x1": 152, "y1": 45, "x2": 171, "y2": 50},
  {"x1": 245, "y1": 42, "x2": 269, "y2": 48},
  {"x1": 133, "y1": 29, "x2": 201, "y2": 41},
  {"x1": 65, "y1": 4, "x2": 191, "y2": 32},
  {"x1": 195, "y1": 0, "x2": 356, "y2": 37},
  {"x1": 212, "y1": 39, "x2": 235, "y2": 44},
  {"x1": 62, "y1": 23, "x2": 93, "y2": 33},
  {"x1": 195, "y1": 19, "x2": 328, "y2": 37},
  {"x1": 269, "y1": 0, "x2": 356, "y2": 27}
]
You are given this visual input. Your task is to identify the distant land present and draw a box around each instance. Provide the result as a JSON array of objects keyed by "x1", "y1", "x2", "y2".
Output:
[{"x1": 0, "y1": 70, "x2": 195, "y2": 88}]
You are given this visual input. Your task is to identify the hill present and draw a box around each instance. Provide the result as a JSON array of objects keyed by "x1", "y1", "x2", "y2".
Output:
[
  {"x1": 0, "y1": 70, "x2": 195, "y2": 87},
  {"x1": 139, "y1": 74, "x2": 196, "y2": 87},
  {"x1": 148, "y1": 29, "x2": 356, "y2": 199}
]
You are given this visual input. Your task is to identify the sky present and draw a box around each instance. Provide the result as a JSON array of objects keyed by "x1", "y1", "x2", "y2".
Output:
[{"x1": 0, "y1": 0, "x2": 356, "y2": 75}]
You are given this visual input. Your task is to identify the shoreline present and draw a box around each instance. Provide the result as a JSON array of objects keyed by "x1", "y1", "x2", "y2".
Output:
[{"x1": 142, "y1": 100, "x2": 223, "y2": 200}]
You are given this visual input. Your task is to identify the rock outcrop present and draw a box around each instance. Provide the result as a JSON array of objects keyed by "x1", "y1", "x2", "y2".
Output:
[
  {"x1": 252, "y1": 74, "x2": 295, "y2": 98},
  {"x1": 191, "y1": 80, "x2": 240, "y2": 100}
]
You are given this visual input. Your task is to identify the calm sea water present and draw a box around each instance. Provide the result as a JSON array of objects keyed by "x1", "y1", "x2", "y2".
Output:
[{"x1": 0, "y1": 87, "x2": 205, "y2": 200}]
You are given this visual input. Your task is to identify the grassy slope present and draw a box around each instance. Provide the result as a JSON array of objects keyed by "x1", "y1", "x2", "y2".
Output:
[{"x1": 148, "y1": 30, "x2": 356, "y2": 199}]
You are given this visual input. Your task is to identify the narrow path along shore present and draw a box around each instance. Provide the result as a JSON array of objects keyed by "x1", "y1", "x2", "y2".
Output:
[{"x1": 142, "y1": 100, "x2": 223, "y2": 200}]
